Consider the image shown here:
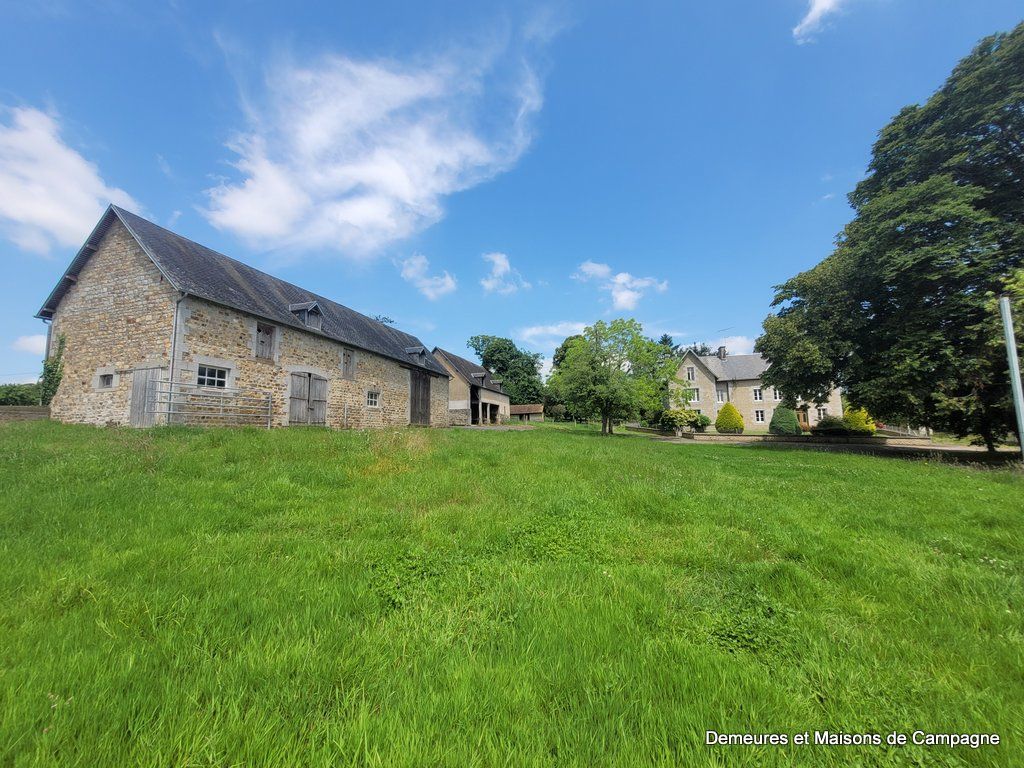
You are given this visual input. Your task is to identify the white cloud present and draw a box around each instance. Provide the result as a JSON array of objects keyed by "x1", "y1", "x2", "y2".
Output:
[
  {"x1": 399, "y1": 253, "x2": 457, "y2": 300},
  {"x1": 573, "y1": 260, "x2": 668, "y2": 311},
  {"x1": 709, "y1": 335, "x2": 756, "y2": 355},
  {"x1": 793, "y1": 0, "x2": 846, "y2": 43},
  {"x1": 517, "y1": 321, "x2": 588, "y2": 350},
  {"x1": 821, "y1": 192, "x2": 835, "y2": 200},
  {"x1": 0, "y1": 107, "x2": 139, "y2": 255},
  {"x1": 12, "y1": 334, "x2": 47, "y2": 355},
  {"x1": 204, "y1": 40, "x2": 547, "y2": 258},
  {"x1": 480, "y1": 252, "x2": 530, "y2": 294}
]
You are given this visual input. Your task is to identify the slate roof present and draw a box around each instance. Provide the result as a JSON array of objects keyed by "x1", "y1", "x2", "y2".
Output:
[
  {"x1": 36, "y1": 206, "x2": 447, "y2": 376},
  {"x1": 686, "y1": 351, "x2": 769, "y2": 382},
  {"x1": 431, "y1": 348, "x2": 506, "y2": 395}
]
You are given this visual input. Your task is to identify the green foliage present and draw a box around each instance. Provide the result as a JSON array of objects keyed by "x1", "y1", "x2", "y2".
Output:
[
  {"x1": 811, "y1": 415, "x2": 851, "y2": 436},
  {"x1": 843, "y1": 407, "x2": 877, "y2": 436},
  {"x1": 466, "y1": 335, "x2": 543, "y2": 405},
  {"x1": 546, "y1": 319, "x2": 676, "y2": 434},
  {"x1": 768, "y1": 406, "x2": 802, "y2": 435},
  {"x1": 39, "y1": 333, "x2": 64, "y2": 406},
  {"x1": 0, "y1": 383, "x2": 40, "y2": 406},
  {"x1": 757, "y1": 23, "x2": 1024, "y2": 450},
  {"x1": 714, "y1": 402, "x2": 744, "y2": 434},
  {"x1": 551, "y1": 334, "x2": 584, "y2": 371},
  {"x1": 660, "y1": 409, "x2": 709, "y2": 433}
]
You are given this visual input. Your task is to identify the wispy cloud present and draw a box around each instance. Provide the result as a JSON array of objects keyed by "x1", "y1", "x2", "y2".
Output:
[
  {"x1": 573, "y1": 260, "x2": 668, "y2": 311},
  {"x1": 517, "y1": 321, "x2": 587, "y2": 350},
  {"x1": 793, "y1": 0, "x2": 847, "y2": 43},
  {"x1": 12, "y1": 334, "x2": 47, "y2": 355},
  {"x1": 710, "y1": 335, "x2": 756, "y2": 355},
  {"x1": 398, "y1": 253, "x2": 457, "y2": 300},
  {"x1": 0, "y1": 107, "x2": 138, "y2": 255},
  {"x1": 204, "y1": 33, "x2": 549, "y2": 258},
  {"x1": 480, "y1": 252, "x2": 530, "y2": 294}
]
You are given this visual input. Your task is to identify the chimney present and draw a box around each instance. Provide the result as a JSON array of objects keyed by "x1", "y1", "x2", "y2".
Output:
[{"x1": 717, "y1": 345, "x2": 727, "y2": 360}]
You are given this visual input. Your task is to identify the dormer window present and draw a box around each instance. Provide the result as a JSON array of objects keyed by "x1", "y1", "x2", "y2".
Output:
[{"x1": 288, "y1": 301, "x2": 323, "y2": 331}]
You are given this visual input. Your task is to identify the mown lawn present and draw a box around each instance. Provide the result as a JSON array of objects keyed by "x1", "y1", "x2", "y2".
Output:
[{"x1": 0, "y1": 421, "x2": 1022, "y2": 767}]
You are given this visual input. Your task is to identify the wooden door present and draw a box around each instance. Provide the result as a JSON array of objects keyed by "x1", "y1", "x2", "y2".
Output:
[
  {"x1": 130, "y1": 367, "x2": 165, "y2": 427},
  {"x1": 289, "y1": 372, "x2": 310, "y2": 425},
  {"x1": 410, "y1": 370, "x2": 430, "y2": 426},
  {"x1": 797, "y1": 408, "x2": 810, "y2": 431},
  {"x1": 309, "y1": 375, "x2": 328, "y2": 425}
]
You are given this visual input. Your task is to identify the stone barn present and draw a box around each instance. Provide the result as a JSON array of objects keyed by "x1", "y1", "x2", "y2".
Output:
[
  {"x1": 430, "y1": 348, "x2": 510, "y2": 426},
  {"x1": 36, "y1": 205, "x2": 450, "y2": 429}
]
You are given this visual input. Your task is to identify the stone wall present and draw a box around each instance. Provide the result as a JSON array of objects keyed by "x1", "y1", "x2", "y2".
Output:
[
  {"x1": 0, "y1": 406, "x2": 50, "y2": 423},
  {"x1": 48, "y1": 220, "x2": 177, "y2": 426},
  {"x1": 176, "y1": 297, "x2": 449, "y2": 428}
]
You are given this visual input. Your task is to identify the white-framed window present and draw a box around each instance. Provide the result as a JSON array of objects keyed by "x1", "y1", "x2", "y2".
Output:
[
  {"x1": 753, "y1": 387, "x2": 763, "y2": 401},
  {"x1": 755, "y1": 409, "x2": 765, "y2": 423},
  {"x1": 816, "y1": 406, "x2": 828, "y2": 420},
  {"x1": 686, "y1": 366, "x2": 696, "y2": 382},
  {"x1": 366, "y1": 390, "x2": 380, "y2": 408},
  {"x1": 99, "y1": 373, "x2": 114, "y2": 388},
  {"x1": 774, "y1": 388, "x2": 783, "y2": 401},
  {"x1": 342, "y1": 348, "x2": 356, "y2": 380},
  {"x1": 256, "y1": 322, "x2": 275, "y2": 359},
  {"x1": 197, "y1": 365, "x2": 228, "y2": 388},
  {"x1": 683, "y1": 387, "x2": 699, "y2": 403},
  {"x1": 716, "y1": 385, "x2": 728, "y2": 403}
]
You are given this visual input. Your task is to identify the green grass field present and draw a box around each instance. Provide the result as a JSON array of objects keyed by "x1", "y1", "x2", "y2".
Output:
[{"x1": 1, "y1": 421, "x2": 1022, "y2": 767}]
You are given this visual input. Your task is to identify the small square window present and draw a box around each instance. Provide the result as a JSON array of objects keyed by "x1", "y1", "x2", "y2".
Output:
[
  {"x1": 366, "y1": 390, "x2": 380, "y2": 408},
  {"x1": 198, "y1": 365, "x2": 228, "y2": 388},
  {"x1": 99, "y1": 373, "x2": 113, "y2": 388},
  {"x1": 755, "y1": 409, "x2": 765, "y2": 423}
]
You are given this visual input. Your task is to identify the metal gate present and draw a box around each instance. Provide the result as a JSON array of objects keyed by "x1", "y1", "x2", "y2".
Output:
[{"x1": 146, "y1": 379, "x2": 273, "y2": 427}]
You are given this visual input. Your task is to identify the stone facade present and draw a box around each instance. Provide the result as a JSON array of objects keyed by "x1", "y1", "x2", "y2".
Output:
[
  {"x1": 672, "y1": 353, "x2": 843, "y2": 431},
  {"x1": 46, "y1": 218, "x2": 449, "y2": 429},
  {"x1": 432, "y1": 350, "x2": 510, "y2": 425}
]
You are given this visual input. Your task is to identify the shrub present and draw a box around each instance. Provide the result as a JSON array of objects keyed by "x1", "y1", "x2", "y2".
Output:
[
  {"x1": 810, "y1": 415, "x2": 849, "y2": 435},
  {"x1": 40, "y1": 334, "x2": 65, "y2": 406},
  {"x1": 714, "y1": 402, "x2": 744, "y2": 434},
  {"x1": 0, "y1": 383, "x2": 41, "y2": 406},
  {"x1": 661, "y1": 409, "x2": 710, "y2": 433},
  {"x1": 843, "y1": 407, "x2": 876, "y2": 435},
  {"x1": 768, "y1": 406, "x2": 802, "y2": 435}
]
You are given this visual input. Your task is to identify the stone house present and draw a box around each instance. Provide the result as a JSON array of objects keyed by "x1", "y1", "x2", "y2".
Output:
[
  {"x1": 36, "y1": 206, "x2": 450, "y2": 429},
  {"x1": 509, "y1": 404, "x2": 544, "y2": 423},
  {"x1": 670, "y1": 346, "x2": 843, "y2": 430},
  {"x1": 431, "y1": 348, "x2": 510, "y2": 426}
]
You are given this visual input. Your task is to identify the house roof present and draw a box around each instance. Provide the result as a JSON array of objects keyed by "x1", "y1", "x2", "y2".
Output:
[
  {"x1": 431, "y1": 348, "x2": 506, "y2": 395},
  {"x1": 509, "y1": 404, "x2": 543, "y2": 415},
  {"x1": 681, "y1": 350, "x2": 769, "y2": 382},
  {"x1": 37, "y1": 206, "x2": 447, "y2": 377}
]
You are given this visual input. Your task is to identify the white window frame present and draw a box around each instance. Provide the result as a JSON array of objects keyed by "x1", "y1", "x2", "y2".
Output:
[
  {"x1": 755, "y1": 409, "x2": 765, "y2": 424},
  {"x1": 686, "y1": 366, "x2": 696, "y2": 382},
  {"x1": 816, "y1": 406, "x2": 828, "y2": 420},
  {"x1": 774, "y1": 388, "x2": 783, "y2": 401},
  {"x1": 716, "y1": 385, "x2": 728, "y2": 404},
  {"x1": 366, "y1": 390, "x2": 380, "y2": 409},
  {"x1": 683, "y1": 387, "x2": 699, "y2": 403},
  {"x1": 197, "y1": 364, "x2": 229, "y2": 388},
  {"x1": 753, "y1": 387, "x2": 763, "y2": 402}
]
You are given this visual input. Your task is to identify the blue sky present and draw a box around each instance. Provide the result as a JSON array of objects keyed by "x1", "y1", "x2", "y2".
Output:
[{"x1": 1, "y1": 0, "x2": 1021, "y2": 383}]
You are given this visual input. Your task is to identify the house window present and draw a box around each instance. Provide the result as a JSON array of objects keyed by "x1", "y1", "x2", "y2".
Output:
[
  {"x1": 686, "y1": 366, "x2": 696, "y2": 382},
  {"x1": 197, "y1": 365, "x2": 228, "y2": 388},
  {"x1": 366, "y1": 390, "x2": 380, "y2": 408},
  {"x1": 256, "y1": 322, "x2": 275, "y2": 359},
  {"x1": 755, "y1": 409, "x2": 765, "y2": 423},
  {"x1": 716, "y1": 385, "x2": 728, "y2": 403},
  {"x1": 753, "y1": 387, "x2": 763, "y2": 402},
  {"x1": 816, "y1": 406, "x2": 828, "y2": 420},
  {"x1": 774, "y1": 388, "x2": 783, "y2": 401},
  {"x1": 99, "y1": 373, "x2": 114, "y2": 388},
  {"x1": 342, "y1": 348, "x2": 356, "y2": 380},
  {"x1": 683, "y1": 387, "x2": 699, "y2": 403}
]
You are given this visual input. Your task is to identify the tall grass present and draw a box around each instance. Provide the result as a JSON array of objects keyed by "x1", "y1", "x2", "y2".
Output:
[{"x1": 0, "y1": 421, "x2": 1021, "y2": 767}]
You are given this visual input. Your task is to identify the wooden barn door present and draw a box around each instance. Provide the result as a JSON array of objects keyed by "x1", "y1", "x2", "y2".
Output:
[
  {"x1": 130, "y1": 366, "x2": 165, "y2": 427},
  {"x1": 289, "y1": 372, "x2": 328, "y2": 426},
  {"x1": 409, "y1": 370, "x2": 430, "y2": 426}
]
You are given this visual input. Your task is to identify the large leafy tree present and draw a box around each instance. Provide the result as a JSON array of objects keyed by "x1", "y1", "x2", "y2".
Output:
[
  {"x1": 757, "y1": 24, "x2": 1024, "y2": 450},
  {"x1": 547, "y1": 319, "x2": 676, "y2": 434},
  {"x1": 466, "y1": 335, "x2": 544, "y2": 405}
]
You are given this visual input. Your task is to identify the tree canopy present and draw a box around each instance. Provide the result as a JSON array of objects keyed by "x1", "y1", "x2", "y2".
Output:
[
  {"x1": 547, "y1": 319, "x2": 677, "y2": 434},
  {"x1": 466, "y1": 335, "x2": 544, "y2": 405},
  {"x1": 756, "y1": 23, "x2": 1024, "y2": 450}
]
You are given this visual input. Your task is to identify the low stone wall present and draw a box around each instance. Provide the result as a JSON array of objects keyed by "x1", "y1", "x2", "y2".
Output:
[
  {"x1": 626, "y1": 426, "x2": 674, "y2": 436},
  {"x1": 449, "y1": 407, "x2": 471, "y2": 426},
  {"x1": 676, "y1": 432, "x2": 933, "y2": 446},
  {"x1": 0, "y1": 406, "x2": 50, "y2": 423}
]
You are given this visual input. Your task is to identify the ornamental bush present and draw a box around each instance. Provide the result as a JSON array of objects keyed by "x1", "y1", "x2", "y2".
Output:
[
  {"x1": 810, "y1": 415, "x2": 849, "y2": 435},
  {"x1": 714, "y1": 402, "x2": 744, "y2": 434},
  {"x1": 843, "y1": 407, "x2": 876, "y2": 435},
  {"x1": 661, "y1": 409, "x2": 711, "y2": 433},
  {"x1": 768, "y1": 406, "x2": 802, "y2": 435}
]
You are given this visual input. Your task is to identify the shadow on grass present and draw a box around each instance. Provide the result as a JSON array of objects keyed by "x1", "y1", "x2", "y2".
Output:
[{"x1": 742, "y1": 440, "x2": 1023, "y2": 467}]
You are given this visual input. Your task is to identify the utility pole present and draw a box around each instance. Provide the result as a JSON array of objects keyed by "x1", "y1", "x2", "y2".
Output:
[{"x1": 999, "y1": 295, "x2": 1024, "y2": 451}]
